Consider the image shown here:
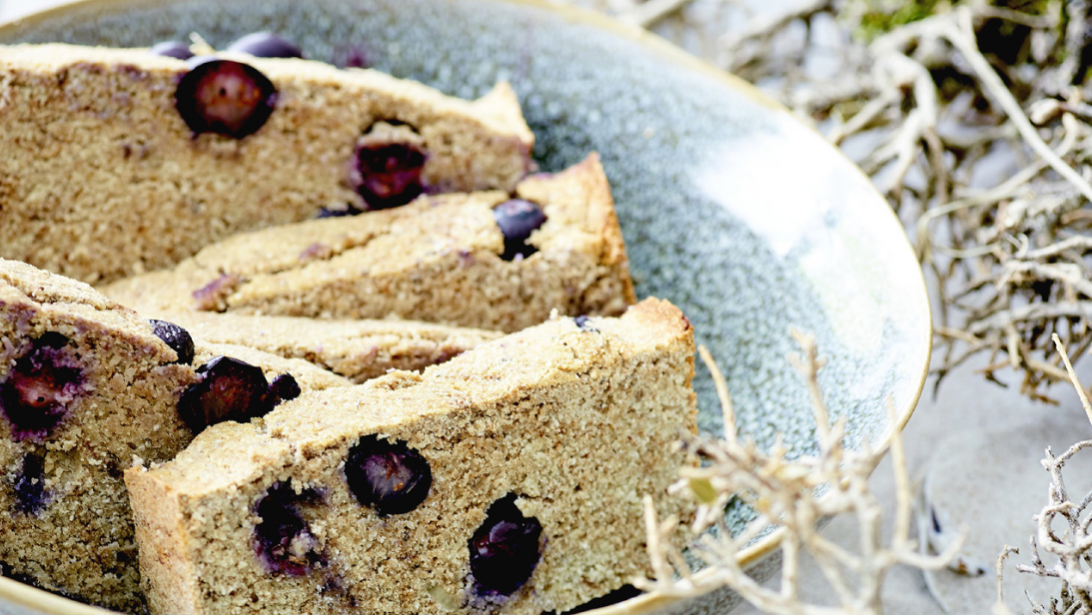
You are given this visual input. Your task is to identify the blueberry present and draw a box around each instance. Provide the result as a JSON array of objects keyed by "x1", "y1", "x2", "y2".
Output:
[
  {"x1": 149, "y1": 41, "x2": 194, "y2": 60},
  {"x1": 350, "y1": 136, "x2": 428, "y2": 210},
  {"x1": 269, "y1": 374, "x2": 301, "y2": 403},
  {"x1": 226, "y1": 32, "x2": 304, "y2": 59},
  {"x1": 149, "y1": 319, "x2": 195, "y2": 364},
  {"x1": 468, "y1": 494, "x2": 543, "y2": 596},
  {"x1": 573, "y1": 315, "x2": 596, "y2": 332},
  {"x1": 177, "y1": 356, "x2": 271, "y2": 432},
  {"x1": 253, "y1": 482, "x2": 321, "y2": 576},
  {"x1": 0, "y1": 334, "x2": 83, "y2": 441},
  {"x1": 493, "y1": 200, "x2": 546, "y2": 261},
  {"x1": 345, "y1": 435, "x2": 431, "y2": 515},
  {"x1": 13, "y1": 453, "x2": 47, "y2": 515},
  {"x1": 175, "y1": 58, "x2": 277, "y2": 138}
]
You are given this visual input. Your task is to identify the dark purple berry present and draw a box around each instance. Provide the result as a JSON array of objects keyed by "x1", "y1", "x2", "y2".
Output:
[
  {"x1": 269, "y1": 374, "x2": 301, "y2": 403},
  {"x1": 345, "y1": 435, "x2": 431, "y2": 516},
  {"x1": 149, "y1": 41, "x2": 194, "y2": 60},
  {"x1": 227, "y1": 32, "x2": 304, "y2": 59},
  {"x1": 469, "y1": 494, "x2": 543, "y2": 596},
  {"x1": 573, "y1": 315, "x2": 596, "y2": 332},
  {"x1": 177, "y1": 356, "x2": 271, "y2": 432},
  {"x1": 253, "y1": 482, "x2": 321, "y2": 575},
  {"x1": 13, "y1": 453, "x2": 47, "y2": 515},
  {"x1": 175, "y1": 58, "x2": 277, "y2": 138},
  {"x1": 350, "y1": 138, "x2": 428, "y2": 210},
  {"x1": 0, "y1": 335, "x2": 83, "y2": 441},
  {"x1": 149, "y1": 319, "x2": 195, "y2": 365},
  {"x1": 493, "y1": 200, "x2": 546, "y2": 261}
]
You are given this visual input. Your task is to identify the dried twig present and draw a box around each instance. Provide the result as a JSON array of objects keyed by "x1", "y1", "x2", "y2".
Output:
[
  {"x1": 999, "y1": 339, "x2": 1092, "y2": 613},
  {"x1": 636, "y1": 337, "x2": 957, "y2": 614}
]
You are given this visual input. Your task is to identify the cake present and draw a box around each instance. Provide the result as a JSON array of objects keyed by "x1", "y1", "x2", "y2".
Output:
[
  {"x1": 152, "y1": 311, "x2": 503, "y2": 383},
  {"x1": 101, "y1": 154, "x2": 636, "y2": 332},
  {"x1": 125, "y1": 298, "x2": 696, "y2": 615},
  {"x1": 0, "y1": 43, "x2": 534, "y2": 284},
  {"x1": 0, "y1": 259, "x2": 350, "y2": 613}
]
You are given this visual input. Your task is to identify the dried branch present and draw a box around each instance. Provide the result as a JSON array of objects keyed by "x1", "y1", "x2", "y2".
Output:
[
  {"x1": 635, "y1": 337, "x2": 957, "y2": 614},
  {"x1": 999, "y1": 338, "x2": 1092, "y2": 614}
]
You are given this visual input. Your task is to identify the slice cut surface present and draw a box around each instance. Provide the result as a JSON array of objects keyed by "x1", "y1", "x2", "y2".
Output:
[
  {"x1": 103, "y1": 154, "x2": 635, "y2": 332},
  {"x1": 127, "y1": 298, "x2": 696, "y2": 615}
]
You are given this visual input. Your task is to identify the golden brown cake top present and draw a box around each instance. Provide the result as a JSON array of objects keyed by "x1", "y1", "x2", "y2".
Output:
[{"x1": 0, "y1": 43, "x2": 532, "y2": 142}]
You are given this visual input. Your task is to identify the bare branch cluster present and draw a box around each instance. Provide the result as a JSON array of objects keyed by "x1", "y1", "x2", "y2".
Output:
[
  {"x1": 634, "y1": 333, "x2": 957, "y2": 614},
  {"x1": 735, "y1": 0, "x2": 1092, "y2": 402},
  {"x1": 996, "y1": 336, "x2": 1092, "y2": 614},
  {"x1": 571, "y1": 0, "x2": 1092, "y2": 401}
]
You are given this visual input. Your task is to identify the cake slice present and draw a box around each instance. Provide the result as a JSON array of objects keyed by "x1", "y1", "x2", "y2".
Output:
[
  {"x1": 0, "y1": 43, "x2": 534, "y2": 284},
  {"x1": 102, "y1": 154, "x2": 636, "y2": 332},
  {"x1": 153, "y1": 312, "x2": 503, "y2": 383},
  {"x1": 0, "y1": 259, "x2": 349, "y2": 613},
  {"x1": 126, "y1": 298, "x2": 696, "y2": 615}
]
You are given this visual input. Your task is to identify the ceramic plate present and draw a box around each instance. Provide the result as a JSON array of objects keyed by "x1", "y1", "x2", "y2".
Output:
[{"x1": 0, "y1": 1, "x2": 931, "y2": 613}]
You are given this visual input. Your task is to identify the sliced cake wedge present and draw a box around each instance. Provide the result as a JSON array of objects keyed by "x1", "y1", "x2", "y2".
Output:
[
  {"x1": 102, "y1": 154, "x2": 636, "y2": 332},
  {"x1": 126, "y1": 298, "x2": 696, "y2": 615},
  {"x1": 0, "y1": 259, "x2": 349, "y2": 613},
  {"x1": 0, "y1": 43, "x2": 533, "y2": 284}
]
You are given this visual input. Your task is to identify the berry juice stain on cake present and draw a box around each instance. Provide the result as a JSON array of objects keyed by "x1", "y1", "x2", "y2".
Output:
[
  {"x1": 345, "y1": 435, "x2": 431, "y2": 516},
  {"x1": 252, "y1": 482, "x2": 323, "y2": 576},
  {"x1": 0, "y1": 334, "x2": 85, "y2": 441},
  {"x1": 468, "y1": 494, "x2": 543, "y2": 597},
  {"x1": 13, "y1": 452, "x2": 48, "y2": 515},
  {"x1": 175, "y1": 58, "x2": 277, "y2": 138},
  {"x1": 192, "y1": 273, "x2": 240, "y2": 311},
  {"x1": 349, "y1": 122, "x2": 429, "y2": 210},
  {"x1": 493, "y1": 199, "x2": 546, "y2": 261},
  {"x1": 178, "y1": 356, "x2": 297, "y2": 432}
]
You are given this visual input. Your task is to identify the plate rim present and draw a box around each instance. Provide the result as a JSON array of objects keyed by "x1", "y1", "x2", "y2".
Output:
[{"x1": 0, "y1": 0, "x2": 933, "y2": 613}]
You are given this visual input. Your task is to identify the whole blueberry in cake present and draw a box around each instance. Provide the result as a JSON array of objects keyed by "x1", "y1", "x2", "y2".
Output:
[{"x1": 226, "y1": 32, "x2": 304, "y2": 59}]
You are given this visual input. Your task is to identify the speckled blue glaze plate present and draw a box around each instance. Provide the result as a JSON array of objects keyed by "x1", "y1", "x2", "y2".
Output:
[{"x1": 0, "y1": 1, "x2": 931, "y2": 614}]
